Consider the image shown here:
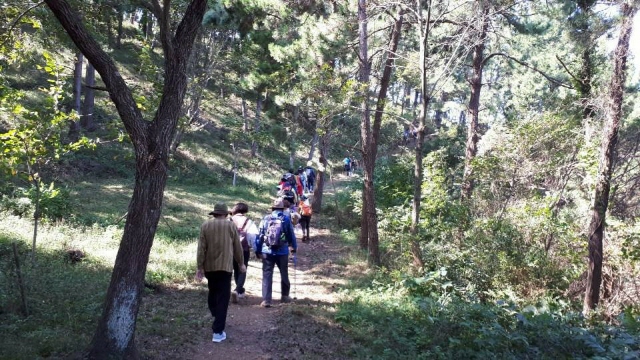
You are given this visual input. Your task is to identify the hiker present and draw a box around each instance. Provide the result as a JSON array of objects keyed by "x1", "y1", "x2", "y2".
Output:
[
  {"x1": 294, "y1": 168, "x2": 304, "y2": 196},
  {"x1": 283, "y1": 199, "x2": 301, "y2": 228},
  {"x1": 196, "y1": 202, "x2": 245, "y2": 343},
  {"x1": 230, "y1": 202, "x2": 259, "y2": 304},
  {"x1": 343, "y1": 156, "x2": 352, "y2": 176},
  {"x1": 298, "y1": 195, "x2": 312, "y2": 242},
  {"x1": 351, "y1": 158, "x2": 359, "y2": 173},
  {"x1": 286, "y1": 170, "x2": 297, "y2": 188},
  {"x1": 255, "y1": 199, "x2": 298, "y2": 307},
  {"x1": 304, "y1": 161, "x2": 316, "y2": 193},
  {"x1": 296, "y1": 167, "x2": 306, "y2": 196},
  {"x1": 278, "y1": 182, "x2": 298, "y2": 206}
]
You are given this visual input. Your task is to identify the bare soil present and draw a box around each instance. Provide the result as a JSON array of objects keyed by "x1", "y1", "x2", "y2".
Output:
[{"x1": 138, "y1": 208, "x2": 364, "y2": 360}]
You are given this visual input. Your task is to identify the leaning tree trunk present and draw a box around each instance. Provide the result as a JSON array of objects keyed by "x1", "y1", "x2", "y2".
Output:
[
  {"x1": 583, "y1": 1, "x2": 636, "y2": 314},
  {"x1": 44, "y1": 1, "x2": 207, "y2": 358},
  {"x1": 461, "y1": 2, "x2": 489, "y2": 201}
]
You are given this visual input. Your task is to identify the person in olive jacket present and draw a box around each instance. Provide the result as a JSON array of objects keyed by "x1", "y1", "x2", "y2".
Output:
[{"x1": 196, "y1": 202, "x2": 245, "y2": 343}]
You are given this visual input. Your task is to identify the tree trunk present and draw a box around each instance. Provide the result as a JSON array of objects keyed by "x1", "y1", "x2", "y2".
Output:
[
  {"x1": 105, "y1": 4, "x2": 114, "y2": 48},
  {"x1": 363, "y1": 9, "x2": 404, "y2": 266},
  {"x1": 311, "y1": 129, "x2": 329, "y2": 213},
  {"x1": 43, "y1": 1, "x2": 207, "y2": 358},
  {"x1": 251, "y1": 97, "x2": 262, "y2": 157},
  {"x1": 68, "y1": 52, "x2": 83, "y2": 141},
  {"x1": 410, "y1": 0, "x2": 433, "y2": 270},
  {"x1": 583, "y1": 1, "x2": 636, "y2": 314},
  {"x1": 81, "y1": 61, "x2": 96, "y2": 132},
  {"x1": 116, "y1": 5, "x2": 123, "y2": 49},
  {"x1": 308, "y1": 126, "x2": 318, "y2": 162},
  {"x1": 461, "y1": 3, "x2": 490, "y2": 201},
  {"x1": 358, "y1": 0, "x2": 372, "y2": 252},
  {"x1": 242, "y1": 97, "x2": 248, "y2": 132}
]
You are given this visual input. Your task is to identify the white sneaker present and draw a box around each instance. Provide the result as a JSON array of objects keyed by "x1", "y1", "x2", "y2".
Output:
[
  {"x1": 212, "y1": 331, "x2": 226, "y2": 343},
  {"x1": 231, "y1": 291, "x2": 238, "y2": 304},
  {"x1": 237, "y1": 293, "x2": 246, "y2": 300}
]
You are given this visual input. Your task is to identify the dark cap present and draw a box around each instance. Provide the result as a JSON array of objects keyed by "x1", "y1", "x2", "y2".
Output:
[{"x1": 208, "y1": 202, "x2": 229, "y2": 215}]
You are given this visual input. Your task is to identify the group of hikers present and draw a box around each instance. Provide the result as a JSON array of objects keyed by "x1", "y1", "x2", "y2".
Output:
[{"x1": 195, "y1": 162, "x2": 317, "y2": 343}]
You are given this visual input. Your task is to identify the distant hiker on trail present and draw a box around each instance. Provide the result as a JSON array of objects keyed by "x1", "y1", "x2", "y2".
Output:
[
  {"x1": 294, "y1": 168, "x2": 304, "y2": 196},
  {"x1": 298, "y1": 195, "x2": 312, "y2": 242},
  {"x1": 255, "y1": 199, "x2": 297, "y2": 307},
  {"x1": 230, "y1": 202, "x2": 259, "y2": 304},
  {"x1": 297, "y1": 167, "x2": 306, "y2": 195},
  {"x1": 196, "y1": 202, "x2": 245, "y2": 343},
  {"x1": 343, "y1": 156, "x2": 352, "y2": 176},
  {"x1": 304, "y1": 161, "x2": 316, "y2": 193},
  {"x1": 351, "y1": 158, "x2": 359, "y2": 173}
]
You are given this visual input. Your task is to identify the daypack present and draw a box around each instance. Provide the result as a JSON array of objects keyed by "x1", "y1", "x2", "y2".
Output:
[
  {"x1": 300, "y1": 201, "x2": 312, "y2": 216},
  {"x1": 281, "y1": 189, "x2": 296, "y2": 204},
  {"x1": 233, "y1": 216, "x2": 250, "y2": 251},
  {"x1": 305, "y1": 167, "x2": 315, "y2": 180},
  {"x1": 263, "y1": 214, "x2": 286, "y2": 248}
]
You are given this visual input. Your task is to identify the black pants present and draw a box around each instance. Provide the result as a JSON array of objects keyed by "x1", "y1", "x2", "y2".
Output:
[
  {"x1": 233, "y1": 250, "x2": 250, "y2": 294},
  {"x1": 204, "y1": 271, "x2": 232, "y2": 334},
  {"x1": 262, "y1": 254, "x2": 290, "y2": 302},
  {"x1": 300, "y1": 215, "x2": 311, "y2": 238}
]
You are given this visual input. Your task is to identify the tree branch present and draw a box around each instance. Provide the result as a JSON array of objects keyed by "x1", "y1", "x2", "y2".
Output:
[
  {"x1": 483, "y1": 52, "x2": 574, "y2": 89},
  {"x1": 555, "y1": 55, "x2": 582, "y2": 85},
  {"x1": 0, "y1": 1, "x2": 46, "y2": 48}
]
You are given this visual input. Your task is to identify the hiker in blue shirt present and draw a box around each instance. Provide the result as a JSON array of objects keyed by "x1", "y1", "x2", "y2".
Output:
[
  {"x1": 343, "y1": 156, "x2": 352, "y2": 176},
  {"x1": 255, "y1": 199, "x2": 298, "y2": 307}
]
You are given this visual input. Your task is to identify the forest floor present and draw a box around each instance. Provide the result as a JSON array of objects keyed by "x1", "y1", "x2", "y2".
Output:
[{"x1": 138, "y1": 175, "x2": 366, "y2": 360}]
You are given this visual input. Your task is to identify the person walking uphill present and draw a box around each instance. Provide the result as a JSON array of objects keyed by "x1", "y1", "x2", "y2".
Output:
[
  {"x1": 230, "y1": 202, "x2": 259, "y2": 303},
  {"x1": 255, "y1": 199, "x2": 298, "y2": 307},
  {"x1": 196, "y1": 202, "x2": 246, "y2": 343}
]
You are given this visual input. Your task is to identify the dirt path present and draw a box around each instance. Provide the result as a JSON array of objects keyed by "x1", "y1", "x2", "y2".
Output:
[{"x1": 181, "y1": 203, "x2": 360, "y2": 359}]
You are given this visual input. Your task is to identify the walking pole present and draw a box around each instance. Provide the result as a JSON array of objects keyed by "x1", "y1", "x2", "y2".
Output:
[{"x1": 293, "y1": 253, "x2": 297, "y2": 300}]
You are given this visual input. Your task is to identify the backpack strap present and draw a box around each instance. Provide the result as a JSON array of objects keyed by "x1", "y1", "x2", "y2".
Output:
[{"x1": 240, "y1": 217, "x2": 249, "y2": 231}]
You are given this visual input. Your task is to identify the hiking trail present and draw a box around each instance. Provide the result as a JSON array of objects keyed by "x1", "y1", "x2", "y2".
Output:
[{"x1": 143, "y1": 175, "x2": 362, "y2": 359}]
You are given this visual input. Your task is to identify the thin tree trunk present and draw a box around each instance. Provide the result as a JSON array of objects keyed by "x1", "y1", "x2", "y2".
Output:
[
  {"x1": 363, "y1": 9, "x2": 404, "y2": 265},
  {"x1": 358, "y1": 0, "x2": 372, "y2": 252},
  {"x1": 308, "y1": 130, "x2": 318, "y2": 162},
  {"x1": 461, "y1": 3, "x2": 490, "y2": 200},
  {"x1": 311, "y1": 129, "x2": 329, "y2": 213},
  {"x1": 251, "y1": 97, "x2": 261, "y2": 157},
  {"x1": 116, "y1": 5, "x2": 123, "y2": 49},
  {"x1": 583, "y1": 1, "x2": 636, "y2": 314},
  {"x1": 242, "y1": 97, "x2": 248, "y2": 132},
  {"x1": 81, "y1": 62, "x2": 96, "y2": 132},
  {"x1": 410, "y1": 0, "x2": 433, "y2": 269},
  {"x1": 69, "y1": 52, "x2": 83, "y2": 141},
  {"x1": 31, "y1": 179, "x2": 40, "y2": 264}
]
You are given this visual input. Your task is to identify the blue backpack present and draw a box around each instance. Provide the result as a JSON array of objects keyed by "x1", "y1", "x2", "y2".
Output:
[
  {"x1": 305, "y1": 167, "x2": 315, "y2": 180},
  {"x1": 263, "y1": 214, "x2": 286, "y2": 248}
]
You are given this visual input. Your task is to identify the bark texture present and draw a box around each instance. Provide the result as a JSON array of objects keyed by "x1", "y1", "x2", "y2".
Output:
[
  {"x1": 44, "y1": 0, "x2": 207, "y2": 358},
  {"x1": 583, "y1": 1, "x2": 636, "y2": 313}
]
